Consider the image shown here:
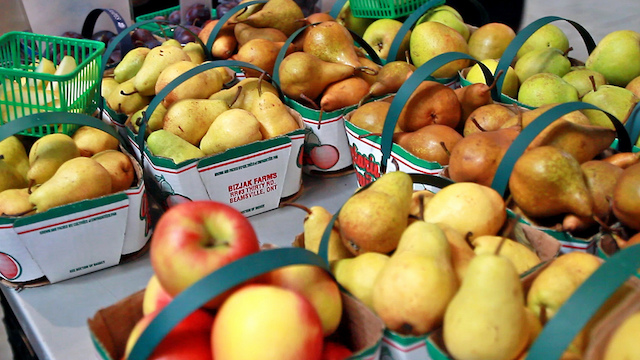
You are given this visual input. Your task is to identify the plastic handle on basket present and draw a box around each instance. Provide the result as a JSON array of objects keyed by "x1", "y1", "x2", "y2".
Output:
[
  {"x1": 206, "y1": 0, "x2": 268, "y2": 52},
  {"x1": 626, "y1": 103, "x2": 640, "y2": 147},
  {"x1": 138, "y1": 59, "x2": 270, "y2": 155},
  {"x1": 0, "y1": 112, "x2": 128, "y2": 158},
  {"x1": 490, "y1": 102, "x2": 632, "y2": 198},
  {"x1": 127, "y1": 247, "x2": 331, "y2": 360},
  {"x1": 329, "y1": 0, "x2": 348, "y2": 18},
  {"x1": 317, "y1": 173, "x2": 454, "y2": 262},
  {"x1": 82, "y1": 8, "x2": 133, "y2": 55},
  {"x1": 494, "y1": 16, "x2": 596, "y2": 103},
  {"x1": 526, "y1": 243, "x2": 640, "y2": 360},
  {"x1": 379, "y1": 52, "x2": 489, "y2": 173}
]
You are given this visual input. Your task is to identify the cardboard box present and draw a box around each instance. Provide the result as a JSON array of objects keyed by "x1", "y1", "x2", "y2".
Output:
[{"x1": 0, "y1": 113, "x2": 157, "y2": 287}]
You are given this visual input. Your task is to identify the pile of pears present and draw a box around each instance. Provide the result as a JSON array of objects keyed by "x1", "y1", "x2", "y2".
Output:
[
  {"x1": 292, "y1": 171, "x2": 550, "y2": 338},
  {"x1": 0, "y1": 127, "x2": 136, "y2": 216}
]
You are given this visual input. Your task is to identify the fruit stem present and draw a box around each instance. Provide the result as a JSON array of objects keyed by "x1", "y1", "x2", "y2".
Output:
[
  {"x1": 355, "y1": 66, "x2": 379, "y2": 76},
  {"x1": 471, "y1": 117, "x2": 487, "y2": 132},
  {"x1": 563, "y1": 47, "x2": 574, "y2": 57},
  {"x1": 405, "y1": 50, "x2": 410, "y2": 64},
  {"x1": 439, "y1": 141, "x2": 451, "y2": 157},
  {"x1": 589, "y1": 75, "x2": 597, "y2": 93},
  {"x1": 495, "y1": 236, "x2": 508, "y2": 255},
  {"x1": 229, "y1": 86, "x2": 243, "y2": 108},
  {"x1": 464, "y1": 231, "x2": 474, "y2": 248},
  {"x1": 300, "y1": 93, "x2": 320, "y2": 110},
  {"x1": 279, "y1": 202, "x2": 312, "y2": 215},
  {"x1": 487, "y1": 69, "x2": 504, "y2": 92},
  {"x1": 540, "y1": 305, "x2": 548, "y2": 325},
  {"x1": 418, "y1": 194, "x2": 425, "y2": 221},
  {"x1": 27, "y1": 179, "x2": 34, "y2": 194},
  {"x1": 592, "y1": 214, "x2": 613, "y2": 232},
  {"x1": 257, "y1": 72, "x2": 265, "y2": 97},
  {"x1": 358, "y1": 132, "x2": 382, "y2": 139},
  {"x1": 120, "y1": 89, "x2": 138, "y2": 96},
  {"x1": 358, "y1": 92, "x2": 372, "y2": 108},
  {"x1": 317, "y1": 109, "x2": 324, "y2": 130}
]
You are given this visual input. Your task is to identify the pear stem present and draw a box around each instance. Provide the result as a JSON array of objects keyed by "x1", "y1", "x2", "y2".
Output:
[
  {"x1": 464, "y1": 231, "x2": 474, "y2": 248},
  {"x1": 499, "y1": 212, "x2": 519, "y2": 239},
  {"x1": 317, "y1": 109, "x2": 324, "y2": 130},
  {"x1": 418, "y1": 194, "x2": 425, "y2": 221},
  {"x1": 0, "y1": 154, "x2": 3, "y2": 160},
  {"x1": 355, "y1": 66, "x2": 379, "y2": 76},
  {"x1": 487, "y1": 69, "x2": 503, "y2": 92},
  {"x1": 540, "y1": 305, "x2": 548, "y2": 325},
  {"x1": 439, "y1": 141, "x2": 451, "y2": 157},
  {"x1": 300, "y1": 93, "x2": 320, "y2": 110},
  {"x1": 279, "y1": 202, "x2": 312, "y2": 215},
  {"x1": 358, "y1": 92, "x2": 372, "y2": 108},
  {"x1": 405, "y1": 50, "x2": 410, "y2": 64},
  {"x1": 494, "y1": 236, "x2": 508, "y2": 256},
  {"x1": 229, "y1": 86, "x2": 243, "y2": 108},
  {"x1": 257, "y1": 72, "x2": 265, "y2": 97},
  {"x1": 563, "y1": 47, "x2": 574, "y2": 57},
  {"x1": 27, "y1": 179, "x2": 34, "y2": 194},
  {"x1": 592, "y1": 214, "x2": 613, "y2": 233},
  {"x1": 471, "y1": 117, "x2": 487, "y2": 132},
  {"x1": 589, "y1": 75, "x2": 597, "y2": 93},
  {"x1": 120, "y1": 89, "x2": 139, "y2": 96},
  {"x1": 358, "y1": 132, "x2": 382, "y2": 139}
]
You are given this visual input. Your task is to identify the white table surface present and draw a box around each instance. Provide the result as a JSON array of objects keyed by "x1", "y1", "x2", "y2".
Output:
[{"x1": 1, "y1": 172, "x2": 358, "y2": 360}]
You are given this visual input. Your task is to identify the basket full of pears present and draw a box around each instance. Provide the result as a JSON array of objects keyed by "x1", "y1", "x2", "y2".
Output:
[
  {"x1": 0, "y1": 112, "x2": 152, "y2": 287},
  {"x1": 290, "y1": 170, "x2": 561, "y2": 360}
]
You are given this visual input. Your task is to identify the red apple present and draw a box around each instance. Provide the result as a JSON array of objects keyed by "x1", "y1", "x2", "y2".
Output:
[
  {"x1": 150, "y1": 200, "x2": 261, "y2": 307},
  {"x1": 321, "y1": 340, "x2": 353, "y2": 360},
  {"x1": 142, "y1": 275, "x2": 173, "y2": 315},
  {"x1": 124, "y1": 308, "x2": 214, "y2": 360},
  {"x1": 266, "y1": 264, "x2": 343, "y2": 336},
  {"x1": 212, "y1": 284, "x2": 324, "y2": 360}
]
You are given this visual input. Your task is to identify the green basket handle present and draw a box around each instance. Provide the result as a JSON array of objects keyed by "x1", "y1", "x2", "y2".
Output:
[
  {"x1": 494, "y1": 16, "x2": 596, "y2": 102},
  {"x1": 625, "y1": 103, "x2": 640, "y2": 147},
  {"x1": 127, "y1": 247, "x2": 331, "y2": 360},
  {"x1": 329, "y1": 0, "x2": 348, "y2": 18},
  {"x1": 0, "y1": 112, "x2": 133, "y2": 166},
  {"x1": 318, "y1": 173, "x2": 454, "y2": 261},
  {"x1": 82, "y1": 8, "x2": 133, "y2": 55},
  {"x1": 526, "y1": 243, "x2": 640, "y2": 360},
  {"x1": 379, "y1": 51, "x2": 492, "y2": 173},
  {"x1": 206, "y1": 0, "x2": 268, "y2": 53},
  {"x1": 137, "y1": 59, "x2": 271, "y2": 157},
  {"x1": 489, "y1": 102, "x2": 632, "y2": 198},
  {"x1": 271, "y1": 22, "x2": 383, "y2": 90}
]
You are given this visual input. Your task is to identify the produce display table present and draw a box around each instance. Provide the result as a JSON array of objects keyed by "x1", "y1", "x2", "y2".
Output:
[{"x1": 0, "y1": 173, "x2": 357, "y2": 360}]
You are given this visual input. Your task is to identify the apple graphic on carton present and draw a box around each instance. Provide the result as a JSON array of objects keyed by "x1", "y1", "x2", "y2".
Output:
[{"x1": 150, "y1": 201, "x2": 261, "y2": 308}]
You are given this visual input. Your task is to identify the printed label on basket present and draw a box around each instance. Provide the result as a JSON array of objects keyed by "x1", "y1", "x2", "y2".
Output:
[
  {"x1": 0, "y1": 218, "x2": 44, "y2": 282},
  {"x1": 12, "y1": 196, "x2": 129, "y2": 283},
  {"x1": 198, "y1": 137, "x2": 291, "y2": 216},
  {"x1": 344, "y1": 120, "x2": 445, "y2": 188},
  {"x1": 281, "y1": 130, "x2": 306, "y2": 198},
  {"x1": 380, "y1": 330, "x2": 432, "y2": 360},
  {"x1": 122, "y1": 181, "x2": 151, "y2": 255}
]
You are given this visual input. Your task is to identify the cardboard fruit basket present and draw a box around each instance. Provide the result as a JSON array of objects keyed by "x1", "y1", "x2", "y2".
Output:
[
  {"x1": 121, "y1": 59, "x2": 307, "y2": 215},
  {"x1": 271, "y1": 17, "x2": 385, "y2": 175},
  {"x1": 88, "y1": 247, "x2": 385, "y2": 360},
  {"x1": 489, "y1": 102, "x2": 633, "y2": 254},
  {"x1": 312, "y1": 173, "x2": 561, "y2": 360},
  {"x1": 0, "y1": 112, "x2": 156, "y2": 287},
  {"x1": 426, "y1": 244, "x2": 640, "y2": 360}
]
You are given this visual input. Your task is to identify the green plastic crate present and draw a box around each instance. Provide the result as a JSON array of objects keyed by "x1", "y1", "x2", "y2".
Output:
[
  {"x1": 0, "y1": 31, "x2": 105, "y2": 137},
  {"x1": 135, "y1": 5, "x2": 217, "y2": 36},
  {"x1": 350, "y1": 0, "x2": 437, "y2": 18}
]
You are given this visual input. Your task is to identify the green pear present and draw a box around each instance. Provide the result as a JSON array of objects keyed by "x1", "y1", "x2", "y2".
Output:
[
  {"x1": 106, "y1": 78, "x2": 152, "y2": 115},
  {"x1": 372, "y1": 220, "x2": 458, "y2": 335},
  {"x1": 562, "y1": 68, "x2": 607, "y2": 98},
  {"x1": 581, "y1": 84, "x2": 640, "y2": 128},
  {"x1": 27, "y1": 133, "x2": 80, "y2": 186},
  {"x1": 335, "y1": 1, "x2": 374, "y2": 38},
  {"x1": 0, "y1": 188, "x2": 34, "y2": 216},
  {"x1": 0, "y1": 136, "x2": 29, "y2": 180},
  {"x1": 338, "y1": 171, "x2": 412, "y2": 255},
  {"x1": 133, "y1": 45, "x2": 191, "y2": 96},
  {"x1": 199, "y1": 109, "x2": 263, "y2": 156},
  {"x1": 468, "y1": 22, "x2": 516, "y2": 61},
  {"x1": 517, "y1": 73, "x2": 579, "y2": 108},
  {"x1": 331, "y1": 252, "x2": 388, "y2": 310},
  {"x1": 362, "y1": 19, "x2": 411, "y2": 61},
  {"x1": 113, "y1": 47, "x2": 150, "y2": 83},
  {"x1": 146, "y1": 129, "x2": 206, "y2": 164},
  {"x1": 183, "y1": 42, "x2": 206, "y2": 64},
  {"x1": 29, "y1": 157, "x2": 112, "y2": 213},
  {"x1": 443, "y1": 250, "x2": 529, "y2": 360},
  {"x1": 410, "y1": 21, "x2": 469, "y2": 79},
  {"x1": 302, "y1": 21, "x2": 363, "y2": 69},
  {"x1": 163, "y1": 99, "x2": 230, "y2": 146},
  {"x1": 0, "y1": 158, "x2": 27, "y2": 192},
  {"x1": 514, "y1": 47, "x2": 572, "y2": 84},
  {"x1": 516, "y1": 23, "x2": 570, "y2": 59},
  {"x1": 585, "y1": 30, "x2": 640, "y2": 87},
  {"x1": 419, "y1": 7, "x2": 469, "y2": 41},
  {"x1": 509, "y1": 146, "x2": 594, "y2": 218},
  {"x1": 127, "y1": 103, "x2": 167, "y2": 136},
  {"x1": 249, "y1": 90, "x2": 300, "y2": 139},
  {"x1": 466, "y1": 58, "x2": 519, "y2": 98},
  {"x1": 236, "y1": 0, "x2": 304, "y2": 36}
]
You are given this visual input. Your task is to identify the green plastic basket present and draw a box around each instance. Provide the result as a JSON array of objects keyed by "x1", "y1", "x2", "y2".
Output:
[
  {"x1": 349, "y1": 0, "x2": 438, "y2": 18},
  {"x1": 135, "y1": 5, "x2": 217, "y2": 36},
  {"x1": 0, "y1": 31, "x2": 105, "y2": 137}
]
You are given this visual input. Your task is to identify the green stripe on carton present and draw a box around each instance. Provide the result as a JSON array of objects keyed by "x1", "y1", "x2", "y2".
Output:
[
  {"x1": 284, "y1": 97, "x2": 354, "y2": 119},
  {"x1": 144, "y1": 147, "x2": 200, "y2": 169},
  {"x1": 197, "y1": 136, "x2": 290, "y2": 168},
  {"x1": 0, "y1": 217, "x2": 15, "y2": 226},
  {"x1": 14, "y1": 193, "x2": 128, "y2": 227},
  {"x1": 383, "y1": 328, "x2": 427, "y2": 348}
]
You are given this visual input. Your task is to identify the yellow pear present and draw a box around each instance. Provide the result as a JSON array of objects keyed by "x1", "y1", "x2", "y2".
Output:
[
  {"x1": 0, "y1": 136, "x2": 29, "y2": 180},
  {"x1": 372, "y1": 220, "x2": 458, "y2": 335},
  {"x1": 154, "y1": 61, "x2": 223, "y2": 107},
  {"x1": 436, "y1": 222, "x2": 476, "y2": 282},
  {"x1": 29, "y1": 157, "x2": 112, "y2": 213},
  {"x1": 127, "y1": 103, "x2": 167, "y2": 136},
  {"x1": 92, "y1": 150, "x2": 136, "y2": 193},
  {"x1": 527, "y1": 252, "x2": 601, "y2": 320},
  {"x1": 331, "y1": 252, "x2": 389, "y2": 310},
  {"x1": 296, "y1": 205, "x2": 353, "y2": 263},
  {"x1": 199, "y1": 109, "x2": 263, "y2": 156},
  {"x1": 0, "y1": 159, "x2": 28, "y2": 192},
  {"x1": 472, "y1": 235, "x2": 541, "y2": 274},
  {"x1": 27, "y1": 133, "x2": 80, "y2": 186},
  {"x1": 133, "y1": 45, "x2": 191, "y2": 96},
  {"x1": 72, "y1": 126, "x2": 120, "y2": 157},
  {"x1": 163, "y1": 99, "x2": 230, "y2": 146},
  {"x1": 209, "y1": 77, "x2": 278, "y2": 110},
  {"x1": 113, "y1": 46, "x2": 150, "y2": 83},
  {"x1": 408, "y1": 189, "x2": 435, "y2": 221},
  {"x1": 603, "y1": 311, "x2": 640, "y2": 360},
  {"x1": 249, "y1": 90, "x2": 300, "y2": 139},
  {"x1": 0, "y1": 188, "x2": 35, "y2": 216},
  {"x1": 183, "y1": 42, "x2": 206, "y2": 64},
  {"x1": 424, "y1": 182, "x2": 506, "y2": 240},
  {"x1": 443, "y1": 247, "x2": 529, "y2": 360},
  {"x1": 106, "y1": 78, "x2": 152, "y2": 115}
]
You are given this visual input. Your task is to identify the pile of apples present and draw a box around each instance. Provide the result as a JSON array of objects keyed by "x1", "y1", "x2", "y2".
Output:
[
  {"x1": 1, "y1": 56, "x2": 78, "y2": 122},
  {"x1": 103, "y1": 36, "x2": 300, "y2": 165},
  {"x1": 0, "y1": 126, "x2": 135, "y2": 216},
  {"x1": 294, "y1": 170, "x2": 639, "y2": 359},
  {"x1": 126, "y1": 200, "x2": 354, "y2": 360}
]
